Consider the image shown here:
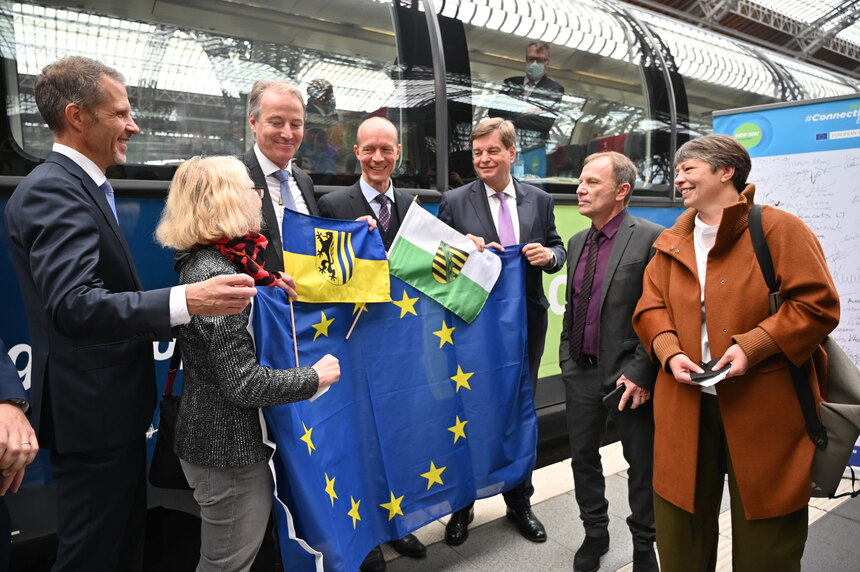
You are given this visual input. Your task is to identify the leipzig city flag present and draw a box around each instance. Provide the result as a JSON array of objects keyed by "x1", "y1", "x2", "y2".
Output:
[
  {"x1": 252, "y1": 249, "x2": 536, "y2": 572},
  {"x1": 389, "y1": 202, "x2": 501, "y2": 323},
  {"x1": 282, "y1": 210, "x2": 390, "y2": 303}
]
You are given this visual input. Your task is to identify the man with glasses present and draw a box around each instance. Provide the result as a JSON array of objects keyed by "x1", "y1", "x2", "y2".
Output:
[{"x1": 490, "y1": 41, "x2": 565, "y2": 147}]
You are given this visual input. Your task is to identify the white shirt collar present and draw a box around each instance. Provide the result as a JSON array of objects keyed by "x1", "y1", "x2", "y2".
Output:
[
  {"x1": 483, "y1": 177, "x2": 516, "y2": 201},
  {"x1": 254, "y1": 143, "x2": 292, "y2": 178},
  {"x1": 360, "y1": 177, "x2": 395, "y2": 204},
  {"x1": 52, "y1": 143, "x2": 106, "y2": 186}
]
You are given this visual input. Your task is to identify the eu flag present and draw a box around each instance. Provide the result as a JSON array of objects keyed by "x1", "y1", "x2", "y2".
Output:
[
  {"x1": 282, "y1": 209, "x2": 390, "y2": 303},
  {"x1": 253, "y1": 249, "x2": 536, "y2": 571}
]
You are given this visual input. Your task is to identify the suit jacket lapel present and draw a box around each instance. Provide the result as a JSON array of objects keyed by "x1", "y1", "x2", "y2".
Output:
[
  {"x1": 51, "y1": 154, "x2": 142, "y2": 287},
  {"x1": 292, "y1": 165, "x2": 317, "y2": 214},
  {"x1": 599, "y1": 213, "x2": 634, "y2": 309},
  {"x1": 514, "y1": 181, "x2": 535, "y2": 243},
  {"x1": 350, "y1": 183, "x2": 374, "y2": 219},
  {"x1": 467, "y1": 180, "x2": 499, "y2": 243}
]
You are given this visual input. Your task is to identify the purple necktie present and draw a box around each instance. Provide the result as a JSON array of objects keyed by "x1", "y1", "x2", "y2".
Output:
[
  {"x1": 569, "y1": 230, "x2": 602, "y2": 361},
  {"x1": 374, "y1": 195, "x2": 391, "y2": 232},
  {"x1": 495, "y1": 192, "x2": 516, "y2": 246}
]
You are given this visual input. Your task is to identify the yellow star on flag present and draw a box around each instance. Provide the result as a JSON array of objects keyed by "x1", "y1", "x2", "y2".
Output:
[
  {"x1": 348, "y1": 496, "x2": 361, "y2": 529},
  {"x1": 420, "y1": 461, "x2": 446, "y2": 490},
  {"x1": 448, "y1": 416, "x2": 468, "y2": 443},
  {"x1": 352, "y1": 303, "x2": 368, "y2": 315},
  {"x1": 391, "y1": 290, "x2": 419, "y2": 318},
  {"x1": 311, "y1": 311, "x2": 335, "y2": 341},
  {"x1": 433, "y1": 321, "x2": 456, "y2": 348},
  {"x1": 324, "y1": 473, "x2": 338, "y2": 506},
  {"x1": 300, "y1": 422, "x2": 315, "y2": 455},
  {"x1": 450, "y1": 365, "x2": 474, "y2": 392},
  {"x1": 379, "y1": 491, "x2": 405, "y2": 521}
]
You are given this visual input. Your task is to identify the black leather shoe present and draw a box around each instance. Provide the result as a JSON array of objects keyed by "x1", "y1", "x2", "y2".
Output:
[
  {"x1": 388, "y1": 534, "x2": 426, "y2": 558},
  {"x1": 505, "y1": 507, "x2": 547, "y2": 542},
  {"x1": 445, "y1": 506, "x2": 474, "y2": 546},
  {"x1": 360, "y1": 546, "x2": 385, "y2": 572},
  {"x1": 632, "y1": 547, "x2": 659, "y2": 572},
  {"x1": 574, "y1": 533, "x2": 609, "y2": 572}
]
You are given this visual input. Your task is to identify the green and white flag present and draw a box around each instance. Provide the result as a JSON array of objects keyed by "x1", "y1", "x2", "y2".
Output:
[{"x1": 389, "y1": 202, "x2": 502, "y2": 323}]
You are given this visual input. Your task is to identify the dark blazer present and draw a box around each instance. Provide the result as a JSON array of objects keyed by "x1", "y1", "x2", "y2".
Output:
[
  {"x1": 0, "y1": 340, "x2": 27, "y2": 404},
  {"x1": 4, "y1": 152, "x2": 172, "y2": 453},
  {"x1": 438, "y1": 178, "x2": 565, "y2": 380},
  {"x1": 242, "y1": 148, "x2": 318, "y2": 272},
  {"x1": 560, "y1": 211, "x2": 663, "y2": 391},
  {"x1": 317, "y1": 180, "x2": 412, "y2": 250},
  {"x1": 490, "y1": 75, "x2": 564, "y2": 138}
]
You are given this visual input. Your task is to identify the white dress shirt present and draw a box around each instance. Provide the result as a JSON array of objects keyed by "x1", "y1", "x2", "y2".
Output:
[{"x1": 253, "y1": 145, "x2": 310, "y2": 234}]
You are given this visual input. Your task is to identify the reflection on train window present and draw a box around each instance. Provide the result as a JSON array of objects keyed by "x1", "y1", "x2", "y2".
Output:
[{"x1": 0, "y1": 0, "x2": 427, "y2": 186}]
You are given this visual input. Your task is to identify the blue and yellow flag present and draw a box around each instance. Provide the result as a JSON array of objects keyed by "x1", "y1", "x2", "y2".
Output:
[
  {"x1": 282, "y1": 210, "x2": 390, "y2": 303},
  {"x1": 253, "y1": 249, "x2": 536, "y2": 572}
]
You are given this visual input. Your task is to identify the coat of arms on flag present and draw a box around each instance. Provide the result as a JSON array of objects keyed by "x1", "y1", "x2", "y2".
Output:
[
  {"x1": 432, "y1": 242, "x2": 467, "y2": 284},
  {"x1": 315, "y1": 229, "x2": 354, "y2": 285},
  {"x1": 282, "y1": 210, "x2": 390, "y2": 303}
]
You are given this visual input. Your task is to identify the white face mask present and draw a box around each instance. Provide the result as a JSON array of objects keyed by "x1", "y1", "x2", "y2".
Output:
[{"x1": 525, "y1": 62, "x2": 544, "y2": 82}]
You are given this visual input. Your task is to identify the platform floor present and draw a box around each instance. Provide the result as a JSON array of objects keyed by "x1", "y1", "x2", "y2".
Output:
[{"x1": 384, "y1": 443, "x2": 860, "y2": 571}]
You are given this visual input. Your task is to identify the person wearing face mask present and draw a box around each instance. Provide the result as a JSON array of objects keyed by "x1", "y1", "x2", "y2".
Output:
[{"x1": 490, "y1": 41, "x2": 565, "y2": 147}]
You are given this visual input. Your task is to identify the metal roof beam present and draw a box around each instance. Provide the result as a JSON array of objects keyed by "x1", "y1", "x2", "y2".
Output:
[{"x1": 696, "y1": 0, "x2": 739, "y2": 22}]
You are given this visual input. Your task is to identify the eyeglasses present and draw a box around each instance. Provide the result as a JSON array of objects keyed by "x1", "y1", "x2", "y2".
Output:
[
  {"x1": 250, "y1": 186, "x2": 266, "y2": 199},
  {"x1": 526, "y1": 57, "x2": 548, "y2": 64}
]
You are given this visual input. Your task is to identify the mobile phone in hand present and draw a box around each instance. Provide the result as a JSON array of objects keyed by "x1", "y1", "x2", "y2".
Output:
[{"x1": 602, "y1": 384, "x2": 627, "y2": 412}]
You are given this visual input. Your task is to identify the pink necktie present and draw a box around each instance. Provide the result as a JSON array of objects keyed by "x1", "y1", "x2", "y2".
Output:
[{"x1": 495, "y1": 192, "x2": 516, "y2": 246}]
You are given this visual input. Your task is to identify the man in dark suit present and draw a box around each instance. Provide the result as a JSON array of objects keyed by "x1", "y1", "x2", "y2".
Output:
[
  {"x1": 318, "y1": 116, "x2": 426, "y2": 572},
  {"x1": 243, "y1": 79, "x2": 319, "y2": 271},
  {"x1": 560, "y1": 151, "x2": 661, "y2": 572},
  {"x1": 4, "y1": 56, "x2": 256, "y2": 571},
  {"x1": 438, "y1": 117, "x2": 566, "y2": 546},
  {"x1": 490, "y1": 41, "x2": 564, "y2": 146},
  {"x1": 0, "y1": 339, "x2": 38, "y2": 570}
]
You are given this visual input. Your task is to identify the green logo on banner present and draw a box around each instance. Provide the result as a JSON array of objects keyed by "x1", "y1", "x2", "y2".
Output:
[{"x1": 733, "y1": 123, "x2": 763, "y2": 149}]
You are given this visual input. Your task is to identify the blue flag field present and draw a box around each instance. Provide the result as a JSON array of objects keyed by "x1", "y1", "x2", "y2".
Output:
[{"x1": 252, "y1": 249, "x2": 537, "y2": 572}]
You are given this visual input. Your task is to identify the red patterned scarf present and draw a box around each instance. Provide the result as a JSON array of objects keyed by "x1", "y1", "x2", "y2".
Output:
[{"x1": 199, "y1": 233, "x2": 280, "y2": 287}]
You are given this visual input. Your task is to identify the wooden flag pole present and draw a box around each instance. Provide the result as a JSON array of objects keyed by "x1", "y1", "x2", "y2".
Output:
[{"x1": 289, "y1": 298, "x2": 299, "y2": 366}]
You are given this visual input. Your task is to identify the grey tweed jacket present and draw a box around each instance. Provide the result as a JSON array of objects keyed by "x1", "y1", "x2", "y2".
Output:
[{"x1": 174, "y1": 248, "x2": 319, "y2": 468}]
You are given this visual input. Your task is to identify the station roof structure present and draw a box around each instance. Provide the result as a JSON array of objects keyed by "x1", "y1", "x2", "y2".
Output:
[{"x1": 621, "y1": 0, "x2": 860, "y2": 80}]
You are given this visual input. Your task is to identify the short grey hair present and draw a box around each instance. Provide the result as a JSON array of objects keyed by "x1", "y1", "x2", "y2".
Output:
[
  {"x1": 34, "y1": 56, "x2": 125, "y2": 134},
  {"x1": 248, "y1": 79, "x2": 305, "y2": 120},
  {"x1": 674, "y1": 134, "x2": 751, "y2": 192},
  {"x1": 527, "y1": 41, "x2": 551, "y2": 56},
  {"x1": 583, "y1": 151, "x2": 638, "y2": 206}
]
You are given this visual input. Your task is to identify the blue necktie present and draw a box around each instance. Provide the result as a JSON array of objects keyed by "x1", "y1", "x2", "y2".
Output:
[
  {"x1": 100, "y1": 180, "x2": 118, "y2": 223},
  {"x1": 272, "y1": 169, "x2": 297, "y2": 211}
]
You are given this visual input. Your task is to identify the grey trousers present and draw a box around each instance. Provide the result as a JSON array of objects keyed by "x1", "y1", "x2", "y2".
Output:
[
  {"x1": 562, "y1": 357, "x2": 656, "y2": 549},
  {"x1": 181, "y1": 459, "x2": 274, "y2": 572}
]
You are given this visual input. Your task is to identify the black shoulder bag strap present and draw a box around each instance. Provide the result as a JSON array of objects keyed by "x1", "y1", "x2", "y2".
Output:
[{"x1": 748, "y1": 205, "x2": 828, "y2": 449}]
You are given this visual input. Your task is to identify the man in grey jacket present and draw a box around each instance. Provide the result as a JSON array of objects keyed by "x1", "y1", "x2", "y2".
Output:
[{"x1": 560, "y1": 151, "x2": 662, "y2": 572}]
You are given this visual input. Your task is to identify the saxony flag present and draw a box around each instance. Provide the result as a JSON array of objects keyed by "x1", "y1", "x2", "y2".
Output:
[
  {"x1": 389, "y1": 203, "x2": 501, "y2": 323},
  {"x1": 282, "y1": 210, "x2": 390, "y2": 303}
]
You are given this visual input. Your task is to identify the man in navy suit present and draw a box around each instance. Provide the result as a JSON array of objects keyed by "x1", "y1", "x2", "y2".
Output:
[
  {"x1": 318, "y1": 116, "x2": 426, "y2": 572},
  {"x1": 561, "y1": 152, "x2": 661, "y2": 572},
  {"x1": 0, "y1": 339, "x2": 38, "y2": 570},
  {"x1": 4, "y1": 56, "x2": 256, "y2": 571},
  {"x1": 438, "y1": 117, "x2": 566, "y2": 546},
  {"x1": 242, "y1": 79, "x2": 319, "y2": 271}
]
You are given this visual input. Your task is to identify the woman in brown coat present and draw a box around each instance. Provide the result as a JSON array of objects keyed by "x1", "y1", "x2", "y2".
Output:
[{"x1": 632, "y1": 134, "x2": 839, "y2": 571}]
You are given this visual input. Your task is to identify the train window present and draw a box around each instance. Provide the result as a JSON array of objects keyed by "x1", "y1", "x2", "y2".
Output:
[
  {"x1": 0, "y1": 0, "x2": 429, "y2": 186},
  {"x1": 439, "y1": 0, "x2": 659, "y2": 195}
]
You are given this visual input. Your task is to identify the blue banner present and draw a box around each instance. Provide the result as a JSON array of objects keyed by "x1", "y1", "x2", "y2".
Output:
[
  {"x1": 252, "y1": 249, "x2": 537, "y2": 571},
  {"x1": 713, "y1": 95, "x2": 860, "y2": 157}
]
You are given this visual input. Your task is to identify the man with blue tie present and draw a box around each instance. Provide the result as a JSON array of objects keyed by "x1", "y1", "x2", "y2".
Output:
[
  {"x1": 4, "y1": 56, "x2": 257, "y2": 571},
  {"x1": 317, "y1": 116, "x2": 427, "y2": 572},
  {"x1": 242, "y1": 79, "x2": 319, "y2": 271},
  {"x1": 438, "y1": 117, "x2": 566, "y2": 547}
]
